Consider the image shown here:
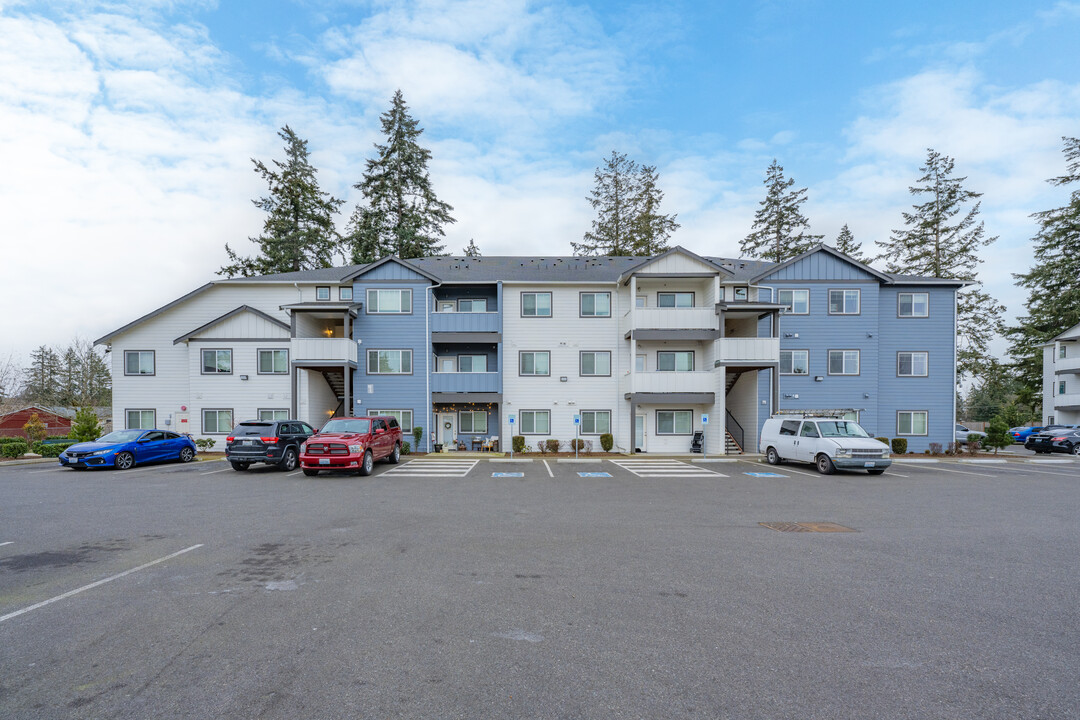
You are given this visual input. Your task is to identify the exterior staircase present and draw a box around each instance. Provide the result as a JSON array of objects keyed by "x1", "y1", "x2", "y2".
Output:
[
  {"x1": 725, "y1": 430, "x2": 743, "y2": 454},
  {"x1": 320, "y1": 370, "x2": 347, "y2": 416}
]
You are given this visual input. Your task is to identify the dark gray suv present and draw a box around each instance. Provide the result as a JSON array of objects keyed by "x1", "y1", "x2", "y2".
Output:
[{"x1": 225, "y1": 420, "x2": 315, "y2": 471}]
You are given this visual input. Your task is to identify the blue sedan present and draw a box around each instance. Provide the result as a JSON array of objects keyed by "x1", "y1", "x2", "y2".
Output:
[{"x1": 60, "y1": 429, "x2": 197, "y2": 470}]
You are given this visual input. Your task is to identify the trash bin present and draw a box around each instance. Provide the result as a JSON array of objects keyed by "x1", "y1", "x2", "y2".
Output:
[{"x1": 433, "y1": 443, "x2": 444, "y2": 453}]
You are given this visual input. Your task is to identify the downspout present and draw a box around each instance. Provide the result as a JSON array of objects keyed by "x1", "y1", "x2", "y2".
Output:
[{"x1": 426, "y1": 281, "x2": 442, "y2": 452}]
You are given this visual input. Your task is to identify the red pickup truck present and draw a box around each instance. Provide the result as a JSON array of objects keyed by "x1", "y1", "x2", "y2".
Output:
[{"x1": 299, "y1": 416, "x2": 403, "y2": 477}]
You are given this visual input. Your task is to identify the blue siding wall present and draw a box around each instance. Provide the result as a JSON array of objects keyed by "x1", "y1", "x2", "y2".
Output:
[
  {"x1": 433, "y1": 285, "x2": 499, "y2": 311},
  {"x1": 763, "y1": 253, "x2": 879, "y2": 282},
  {"x1": 362, "y1": 262, "x2": 432, "y2": 282}
]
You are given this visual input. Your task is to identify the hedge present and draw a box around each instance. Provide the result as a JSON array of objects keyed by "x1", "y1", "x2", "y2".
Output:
[
  {"x1": 0, "y1": 436, "x2": 28, "y2": 445},
  {"x1": 890, "y1": 438, "x2": 908, "y2": 455},
  {"x1": 512, "y1": 435, "x2": 526, "y2": 453},
  {"x1": 1, "y1": 441, "x2": 28, "y2": 458},
  {"x1": 600, "y1": 433, "x2": 614, "y2": 452},
  {"x1": 33, "y1": 441, "x2": 76, "y2": 457}
]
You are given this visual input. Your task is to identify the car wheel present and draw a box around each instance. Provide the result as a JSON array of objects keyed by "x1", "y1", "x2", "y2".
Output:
[
  {"x1": 278, "y1": 447, "x2": 298, "y2": 472},
  {"x1": 816, "y1": 454, "x2": 836, "y2": 475},
  {"x1": 230, "y1": 461, "x2": 250, "y2": 471},
  {"x1": 867, "y1": 468, "x2": 886, "y2": 475},
  {"x1": 115, "y1": 452, "x2": 134, "y2": 470},
  {"x1": 388, "y1": 443, "x2": 401, "y2": 464},
  {"x1": 766, "y1": 447, "x2": 781, "y2": 465},
  {"x1": 1072, "y1": 445, "x2": 1080, "y2": 456},
  {"x1": 358, "y1": 450, "x2": 374, "y2": 477},
  {"x1": 179, "y1": 447, "x2": 194, "y2": 463},
  {"x1": 302, "y1": 468, "x2": 319, "y2": 477}
]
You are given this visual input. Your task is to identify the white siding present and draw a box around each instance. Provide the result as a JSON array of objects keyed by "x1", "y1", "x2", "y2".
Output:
[{"x1": 199, "y1": 311, "x2": 289, "y2": 339}]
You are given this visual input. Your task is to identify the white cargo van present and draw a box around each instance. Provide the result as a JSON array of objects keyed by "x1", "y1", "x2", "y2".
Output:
[{"x1": 758, "y1": 415, "x2": 891, "y2": 474}]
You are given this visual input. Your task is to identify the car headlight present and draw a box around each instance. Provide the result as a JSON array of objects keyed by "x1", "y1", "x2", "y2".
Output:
[
  {"x1": 834, "y1": 448, "x2": 852, "y2": 458},
  {"x1": 348, "y1": 444, "x2": 363, "y2": 453},
  {"x1": 882, "y1": 452, "x2": 891, "y2": 459},
  {"x1": 300, "y1": 442, "x2": 307, "y2": 452},
  {"x1": 89, "y1": 449, "x2": 112, "y2": 456}
]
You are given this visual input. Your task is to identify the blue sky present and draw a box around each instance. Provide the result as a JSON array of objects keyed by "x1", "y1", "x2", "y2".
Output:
[{"x1": 1, "y1": 0, "x2": 1078, "y2": 369}]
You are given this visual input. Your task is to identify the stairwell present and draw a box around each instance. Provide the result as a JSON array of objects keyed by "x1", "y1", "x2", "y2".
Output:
[{"x1": 724, "y1": 370, "x2": 747, "y2": 454}]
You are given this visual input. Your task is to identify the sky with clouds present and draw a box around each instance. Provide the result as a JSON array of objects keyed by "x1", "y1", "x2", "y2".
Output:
[{"x1": 1, "y1": 0, "x2": 1078, "y2": 370}]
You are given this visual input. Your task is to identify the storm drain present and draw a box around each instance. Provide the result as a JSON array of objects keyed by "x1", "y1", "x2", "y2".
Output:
[{"x1": 759, "y1": 522, "x2": 857, "y2": 533}]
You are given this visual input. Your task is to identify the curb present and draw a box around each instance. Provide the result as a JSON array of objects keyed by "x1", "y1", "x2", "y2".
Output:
[
  {"x1": 958, "y1": 459, "x2": 1008, "y2": 464},
  {"x1": 692, "y1": 458, "x2": 738, "y2": 463},
  {"x1": 490, "y1": 458, "x2": 534, "y2": 463},
  {"x1": 895, "y1": 459, "x2": 939, "y2": 464}
]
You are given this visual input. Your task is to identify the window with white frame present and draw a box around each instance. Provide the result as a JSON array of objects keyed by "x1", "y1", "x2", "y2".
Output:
[
  {"x1": 636, "y1": 296, "x2": 647, "y2": 308},
  {"x1": 201, "y1": 349, "x2": 232, "y2": 374},
  {"x1": 367, "y1": 288, "x2": 412, "y2": 313},
  {"x1": 579, "y1": 351, "x2": 611, "y2": 376},
  {"x1": 898, "y1": 292, "x2": 929, "y2": 317},
  {"x1": 520, "y1": 410, "x2": 550, "y2": 434},
  {"x1": 657, "y1": 292, "x2": 693, "y2": 308},
  {"x1": 519, "y1": 351, "x2": 550, "y2": 376},
  {"x1": 1060, "y1": 380, "x2": 1068, "y2": 395},
  {"x1": 258, "y1": 409, "x2": 290, "y2": 421},
  {"x1": 897, "y1": 351, "x2": 929, "y2": 377},
  {"x1": 581, "y1": 410, "x2": 610, "y2": 435},
  {"x1": 124, "y1": 350, "x2": 155, "y2": 376},
  {"x1": 339, "y1": 286, "x2": 353, "y2": 301},
  {"x1": 367, "y1": 349, "x2": 412, "y2": 374},
  {"x1": 1060, "y1": 345, "x2": 1068, "y2": 359},
  {"x1": 459, "y1": 411, "x2": 488, "y2": 434},
  {"x1": 316, "y1": 286, "x2": 331, "y2": 301},
  {"x1": 521, "y1": 292, "x2": 552, "y2": 317},
  {"x1": 656, "y1": 410, "x2": 693, "y2": 435},
  {"x1": 458, "y1": 298, "x2": 487, "y2": 312},
  {"x1": 635, "y1": 354, "x2": 646, "y2": 372},
  {"x1": 202, "y1": 409, "x2": 233, "y2": 434},
  {"x1": 780, "y1": 350, "x2": 809, "y2": 375},
  {"x1": 828, "y1": 289, "x2": 860, "y2": 314},
  {"x1": 458, "y1": 355, "x2": 488, "y2": 372},
  {"x1": 258, "y1": 349, "x2": 288, "y2": 374},
  {"x1": 733, "y1": 287, "x2": 748, "y2": 301},
  {"x1": 580, "y1": 292, "x2": 611, "y2": 317},
  {"x1": 657, "y1": 351, "x2": 694, "y2": 372},
  {"x1": 828, "y1": 350, "x2": 860, "y2": 375},
  {"x1": 897, "y1": 411, "x2": 928, "y2": 436},
  {"x1": 777, "y1": 289, "x2": 809, "y2": 314},
  {"x1": 369, "y1": 410, "x2": 413, "y2": 431},
  {"x1": 126, "y1": 409, "x2": 155, "y2": 429}
]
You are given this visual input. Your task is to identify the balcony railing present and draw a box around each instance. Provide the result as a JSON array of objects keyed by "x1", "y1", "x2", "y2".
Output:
[
  {"x1": 291, "y1": 338, "x2": 358, "y2": 364},
  {"x1": 431, "y1": 311, "x2": 500, "y2": 334},
  {"x1": 1056, "y1": 355, "x2": 1080, "y2": 374},
  {"x1": 431, "y1": 372, "x2": 500, "y2": 394},
  {"x1": 620, "y1": 307, "x2": 716, "y2": 335},
  {"x1": 717, "y1": 337, "x2": 779, "y2": 364},
  {"x1": 629, "y1": 371, "x2": 716, "y2": 395},
  {"x1": 1053, "y1": 392, "x2": 1080, "y2": 409}
]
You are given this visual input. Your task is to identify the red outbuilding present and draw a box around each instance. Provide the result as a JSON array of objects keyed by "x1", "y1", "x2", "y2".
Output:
[{"x1": 0, "y1": 405, "x2": 75, "y2": 439}]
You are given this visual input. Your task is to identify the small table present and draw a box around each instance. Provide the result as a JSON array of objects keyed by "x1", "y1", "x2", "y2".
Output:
[{"x1": 471, "y1": 437, "x2": 483, "y2": 452}]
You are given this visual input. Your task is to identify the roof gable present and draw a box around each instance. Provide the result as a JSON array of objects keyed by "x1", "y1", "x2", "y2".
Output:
[
  {"x1": 173, "y1": 305, "x2": 289, "y2": 345},
  {"x1": 618, "y1": 246, "x2": 733, "y2": 284},
  {"x1": 343, "y1": 256, "x2": 440, "y2": 283},
  {"x1": 751, "y1": 244, "x2": 892, "y2": 284}
]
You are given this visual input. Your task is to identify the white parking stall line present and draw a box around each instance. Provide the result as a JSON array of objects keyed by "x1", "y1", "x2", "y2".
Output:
[
  {"x1": 895, "y1": 462, "x2": 995, "y2": 477},
  {"x1": 610, "y1": 459, "x2": 727, "y2": 478},
  {"x1": 382, "y1": 459, "x2": 479, "y2": 478},
  {"x1": 735, "y1": 460, "x2": 818, "y2": 477},
  {"x1": 543, "y1": 460, "x2": 554, "y2": 477},
  {"x1": 0, "y1": 541, "x2": 13, "y2": 547},
  {"x1": 29, "y1": 468, "x2": 65, "y2": 474},
  {"x1": 0, "y1": 544, "x2": 203, "y2": 624},
  {"x1": 199, "y1": 467, "x2": 234, "y2": 476}
]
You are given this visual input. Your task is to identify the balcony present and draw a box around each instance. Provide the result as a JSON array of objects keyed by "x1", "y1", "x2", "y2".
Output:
[
  {"x1": 431, "y1": 372, "x2": 500, "y2": 394},
  {"x1": 717, "y1": 337, "x2": 780, "y2": 364},
  {"x1": 1053, "y1": 392, "x2": 1080, "y2": 410},
  {"x1": 1055, "y1": 355, "x2": 1080, "y2": 375},
  {"x1": 629, "y1": 371, "x2": 716, "y2": 395},
  {"x1": 431, "y1": 311, "x2": 500, "y2": 334},
  {"x1": 291, "y1": 338, "x2": 357, "y2": 364},
  {"x1": 621, "y1": 307, "x2": 717, "y2": 335}
]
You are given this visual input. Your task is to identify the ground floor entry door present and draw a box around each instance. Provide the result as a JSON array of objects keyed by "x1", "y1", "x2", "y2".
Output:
[
  {"x1": 635, "y1": 415, "x2": 646, "y2": 452},
  {"x1": 439, "y1": 413, "x2": 457, "y2": 449}
]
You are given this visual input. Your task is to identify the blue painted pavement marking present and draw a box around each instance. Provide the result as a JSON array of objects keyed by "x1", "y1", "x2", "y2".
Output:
[
  {"x1": 578, "y1": 472, "x2": 612, "y2": 477},
  {"x1": 745, "y1": 472, "x2": 787, "y2": 477},
  {"x1": 493, "y1": 472, "x2": 524, "y2": 477}
]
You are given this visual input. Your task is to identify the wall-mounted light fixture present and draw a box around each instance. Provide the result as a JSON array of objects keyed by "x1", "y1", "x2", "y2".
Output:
[
  {"x1": 814, "y1": 376, "x2": 824, "y2": 382},
  {"x1": 560, "y1": 376, "x2": 568, "y2": 382},
  {"x1": 239, "y1": 375, "x2": 249, "y2": 381}
]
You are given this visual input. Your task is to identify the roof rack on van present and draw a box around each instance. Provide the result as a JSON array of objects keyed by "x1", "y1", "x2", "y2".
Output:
[{"x1": 772, "y1": 409, "x2": 862, "y2": 418}]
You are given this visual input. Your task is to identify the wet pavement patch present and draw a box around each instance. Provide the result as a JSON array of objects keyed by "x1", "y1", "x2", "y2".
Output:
[{"x1": 0, "y1": 539, "x2": 132, "y2": 572}]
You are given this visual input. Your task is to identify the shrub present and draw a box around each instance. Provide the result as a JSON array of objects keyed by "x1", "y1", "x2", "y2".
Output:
[
  {"x1": 600, "y1": 433, "x2": 614, "y2": 452},
  {"x1": 71, "y1": 407, "x2": 103, "y2": 443},
  {"x1": 1, "y1": 441, "x2": 28, "y2": 458},
  {"x1": 23, "y1": 414, "x2": 47, "y2": 445},
  {"x1": 0, "y1": 436, "x2": 27, "y2": 445},
  {"x1": 570, "y1": 438, "x2": 585, "y2": 452},
  {"x1": 512, "y1": 435, "x2": 526, "y2": 453},
  {"x1": 983, "y1": 416, "x2": 1013, "y2": 455},
  {"x1": 874, "y1": 437, "x2": 889, "y2": 446},
  {"x1": 891, "y1": 438, "x2": 908, "y2": 455},
  {"x1": 412, "y1": 426, "x2": 423, "y2": 449},
  {"x1": 946, "y1": 441, "x2": 959, "y2": 455},
  {"x1": 966, "y1": 439, "x2": 980, "y2": 455},
  {"x1": 401, "y1": 440, "x2": 411, "y2": 455},
  {"x1": 545, "y1": 439, "x2": 560, "y2": 454},
  {"x1": 32, "y1": 441, "x2": 75, "y2": 457},
  {"x1": 195, "y1": 438, "x2": 216, "y2": 451},
  {"x1": 928, "y1": 442, "x2": 942, "y2": 455}
]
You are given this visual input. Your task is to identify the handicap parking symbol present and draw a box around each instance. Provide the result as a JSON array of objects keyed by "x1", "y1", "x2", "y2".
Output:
[
  {"x1": 578, "y1": 472, "x2": 612, "y2": 477},
  {"x1": 745, "y1": 472, "x2": 787, "y2": 477}
]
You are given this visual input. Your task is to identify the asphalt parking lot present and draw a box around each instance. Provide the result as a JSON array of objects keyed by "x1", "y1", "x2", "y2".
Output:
[{"x1": 1, "y1": 455, "x2": 1078, "y2": 719}]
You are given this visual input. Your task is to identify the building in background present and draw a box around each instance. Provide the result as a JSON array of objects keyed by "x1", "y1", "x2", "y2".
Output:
[{"x1": 1042, "y1": 323, "x2": 1080, "y2": 425}]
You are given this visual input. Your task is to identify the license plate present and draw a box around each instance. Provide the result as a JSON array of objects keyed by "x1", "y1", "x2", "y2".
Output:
[
  {"x1": 864, "y1": 461, "x2": 875, "y2": 468},
  {"x1": 244, "y1": 439, "x2": 255, "y2": 445},
  {"x1": 319, "y1": 458, "x2": 329, "y2": 465}
]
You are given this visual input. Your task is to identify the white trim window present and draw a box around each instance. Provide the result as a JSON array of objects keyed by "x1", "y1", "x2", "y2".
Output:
[
  {"x1": 1060, "y1": 344, "x2": 1068, "y2": 360},
  {"x1": 459, "y1": 411, "x2": 488, "y2": 434},
  {"x1": 828, "y1": 289, "x2": 860, "y2": 314},
  {"x1": 780, "y1": 350, "x2": 809, "y2": 375},
  {"x1": 124, "y1": 350, "x2": 155, "y2": 376},
  {"x1": 1060, "y1": 380, "x2": 1068, "y2": 395},
  {"x1": 656, "y1": 410, "x2": 693, "y2": 435},
  {"x1": 898, "y1": 292, "x2": 929, "y2": 317},
  {"x1": 657, "y1": 292, "x2": 693, "y2": 308},
  {"x1": 201, "y1": 349, "x2": 232, "y2": 374},
  {"x1": 258, "y1": 409, "x2": 290, "y2": 421},
  {"x1": 458, "y1": 298, "x2": 487, "y2": 312},
  {"x1": 126, "y1": 409, "x2": 155, "y2": 429},
  {"x1": 367, "y1": 288, "x2": 412, "y2": 314},
  {"x1": 316, "y1": 286, "x2": 331, "y2": 301},
  {"x1": 828, "y1": 350, "x2": 860, "y2": 375},
  {"x1": 580, "y1": 292, "x2": 611, "y2": 317},
  {"x1": 657, "y1": 351, "x2": 694, "y2": 372},
  {"x1": 458, "y1": 355, "x2": 487, "y2": 372},
  {"x1": 520, "y1": 410, "x2": 550, "y2": 435},
  {"x1": 777, "y1": 289, "x2": 809, "y2": 314},
  {"x1": 369, "y1": 409, "x2": 414, "y2": 431},
  {"x1": 258, "y1": 349, "x2": 288, "y2": 374},
  {"x1": 367, "y1": 349, "x2": 412, "y2": 374},
  {"x1": 521, "y1": 292, "x2": 552, "y2": 317},
  {"x1": 202, "y1": 409, "x2": 233, "y2": 434},
  {"x1": 519, "y1": 351, "x2": 550, "y2": 376},
  {"x1": 897, "y1": 411, "x2": 928, "y2": 436},
  {"x1": 579, "y1": 351, "x2": 611, "y2": 376},
  {"x1": 580, "y1": 410, "x2": 611, "y2": 435},
  {"x1": 897, "y1": 351, "x2": 929, "y2": 377},
  {"x1": 339, "y1": 286, "x2": 353, "y2": 301}
]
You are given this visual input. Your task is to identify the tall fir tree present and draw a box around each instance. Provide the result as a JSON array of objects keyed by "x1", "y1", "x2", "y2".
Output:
[
  {"x1": 629, "y1": 164, "x2": 679, "y2": 256},
  {"x1": 346, "y1": 90, "x2": 454, "y2": 263},
  {"x1": 1006, "y1": 136, "x2": 1080, "y2": 398},
  {"x1": 875, "y1": 149, "x2": 1006, "y2": 383},
  {"x1": 740, "y1": 160, "x2": 822, "y2": 264},
  {"x1": 462, "y1": 238, "x2": 482, "y2": 256},
  {"x1": 833, "y1": 224, "x2": 869, "y2": 264},
  {"x1": 23, "y1": 346, "x2": 60, "y2": 404},
  {"x1": 220, "y1": 126, "x2": 344, "y2": 277}
]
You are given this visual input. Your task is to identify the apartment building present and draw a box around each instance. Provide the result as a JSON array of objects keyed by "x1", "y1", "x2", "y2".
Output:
[
  {"x1": 97, "y1": 245, "x2": 964, "y2": 453},
  {"x1": 1042, "y1": 322, "x2": 1080, "y2": 425}
]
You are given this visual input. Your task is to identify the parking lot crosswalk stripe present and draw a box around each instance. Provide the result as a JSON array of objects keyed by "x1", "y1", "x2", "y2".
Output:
[
  {"x1": 610, "y1": 459, "x2": 727, "y2": 477},
  {"x1": 383, "y1": 459, "x2": 478, "y2": 477}
]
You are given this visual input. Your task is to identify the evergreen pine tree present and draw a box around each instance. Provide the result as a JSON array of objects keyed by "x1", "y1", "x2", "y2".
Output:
[
  {"x1": 345, "y1": 90, "x2": 454, "y2": 263},
  {"x1": 833, "y1": 224, "x2": 869, "y2": 264},
  {"x1": 574, "y1": 151, "x2": 640, "y2": 256},
  {"x1": 71, "y1": 407, "x2": 103, "y2": 442},
  {"x1": 629, "y1": 164, "x2": 679, "y2": 256},
  {"x1": 1006, "y1": 136, "x2": 1080, "y2": 398},
  {"x1": 462, "y1": 239, "x2": 481, "y2": 257},
  {"x1": 875, "y1": 149, "x2": 1006, "y2": 383},
  {"x1": 220, "y1": 126, "x2": 344, "y2": 277},
  {"x1": 23, "y1": 346, "x2": 60, "y2": 404},
  {"x1": 740, "y1": 160, "x2": 823, "y2": 264}
]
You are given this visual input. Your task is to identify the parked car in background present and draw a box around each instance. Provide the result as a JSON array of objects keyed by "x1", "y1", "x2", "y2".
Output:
[
  {"x1": 1024, "y1": 426, "x2": 1080, "y2": 454},
  {"x1": 1010, "y1": 426, "x2": 1044, "y2": 443},
  {"x1": 955, "y1": 424, "x2": 987, "y2": 445},
  {"x1": 60, "y1": 429, "x2": 196, "y2": 470},
  {"x1": 300, "y1": 416, "x2": 403, "y2": 477},
  {"x1": 759, "y1": 415, "x2": 891, "y2": 475},
  {"x1": 225, "y1": 419, "x2": 315, "y2": 471}
]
